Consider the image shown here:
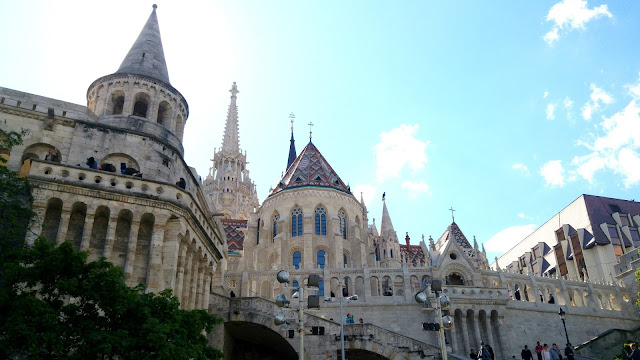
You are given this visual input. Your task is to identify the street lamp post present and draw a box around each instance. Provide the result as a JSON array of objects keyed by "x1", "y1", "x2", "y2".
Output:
[
  {"x1": 558, "y1": 307, "x2": 570, "y2": 345},
  {"x1": 339, "y1": 294, "x2": 358, "y2": 360},
  {"x1": 415, "y1": 280, "x2": 452, "y2": 360}
]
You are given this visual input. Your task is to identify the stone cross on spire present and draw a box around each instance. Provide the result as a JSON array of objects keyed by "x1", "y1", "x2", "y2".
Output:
[
  {"x1": 308, "y1": 122, "x2": 314, "y2": 141},
  {"x1": 449, "y1": 207, "x2": 456, "y2": 222},
  {"x1": 221, "y1": 82, "x2": 240, "y2": 154}
]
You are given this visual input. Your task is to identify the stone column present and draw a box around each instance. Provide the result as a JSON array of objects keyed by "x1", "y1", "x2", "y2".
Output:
[
  {"x1": 26, "y1": 207, "x2": 46, "y2": 245},
  {"x1": 175, "y1": 243, "x2": 187, "y2": 298},
  {"x1": 146, "y1": 227, "x2": 165, "y2": 292},
  {"x1": 460, "y1": 313, "x2": 471, "y2": 355},
  {"x1": 472, "y1": 313, "x2": 482, "y2": 349},
  {"x1": 196, "y1": 264, "x2": 206, "y2": 309},
  {"x1": 181, "y1": 249, "x2": 194, "y2": 308},
  {"x1": 79, "y1": 211, "x2": 96, "y2": 252},
  {"x1": 448, "y1": 329, "x2": 459, "y2": 356},
  {"x1": 189, "y1": 258, "x2": 200, "y2": 310},
  {"x1": 103, "y1": 214, "x2": 119, "y2": 259},
  {"x1": 362, "y1": 268, "x2": 371, "y2": 300},
  {"x1": 484, "y1": 314, "x2": 496, "y2": 352},
  {"x1": 203, "y1": 270, "x2": 212, "y2": 310},
  {"x1": 56, "y1": 208, "x2": 72, "y2": 245},
  {"x1": 124, "y1": 220, "x2": 141, "y2": 284}
]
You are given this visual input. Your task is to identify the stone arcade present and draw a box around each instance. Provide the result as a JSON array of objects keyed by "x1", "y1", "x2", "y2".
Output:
[{"x1": 1, "y1": 5, "x2": 639, "y2": 360}]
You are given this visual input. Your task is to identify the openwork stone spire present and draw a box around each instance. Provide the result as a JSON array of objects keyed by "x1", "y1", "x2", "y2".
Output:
[
  {"x1": 221, "y1": 82, "x2": 240, "y2": 154},
  {"x1": 116, "y1": 4, "x2": 170, "y2": 84},
  {"x1": 287, "y1": 113, "x2": 296, "y2": 170}
]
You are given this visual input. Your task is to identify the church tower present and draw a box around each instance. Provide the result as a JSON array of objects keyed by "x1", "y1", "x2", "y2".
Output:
[
  {"x1": 203, "y1": 82, "x2": 259, "y2": 220},
  {"x1": 86, "y1": 5, "x2": 189, "y2": 154},
  {"x1": 376, "y1": 197, "x2": 402, "y2": 268}
]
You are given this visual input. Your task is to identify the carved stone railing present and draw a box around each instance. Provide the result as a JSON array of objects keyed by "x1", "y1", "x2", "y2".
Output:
[{"x1": 341, "y1": 323, "x2": 439, "y2": 355}]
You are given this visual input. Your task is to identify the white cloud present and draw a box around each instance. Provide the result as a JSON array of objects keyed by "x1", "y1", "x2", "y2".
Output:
[
  {"x1": 563, "y1": 96, "x2": 574, "y2": 109},
  {"x1": 570, "y1": 77, "x2": 640, "y2": 187},
  {"x1": 401, "y1": 180, "x2": 430, "y2": 198},
  {"x1": 352, "y1": 184, "x2": 377, "y2": 207},
  {"x1": 512, "y1": 163, "x2": 530, "y2": 175},
  {"x1": 546, "y1": 103, "x2": 556, "y2": 120},
  {"x1": 544, "y1": 91, "x2": 549, "y2": 99},
  {"x1": 373, "y1": 124, "x2": 429, "y2": 183},
  {"x1": 581, "y1": 83, "x2": 613, "y2": 120},
  {"x1": 544, "y1": 0, "x2": 613, "y2": 45},
  {"x1": 540, "y1": 160, "x2": 565, "y2": 187},
  {"x1": 484, "y1": 224, "x2": 537, "y2": 253},
  {"x1": 518, "y1": 213, "x2": 526, "y2": 219}
]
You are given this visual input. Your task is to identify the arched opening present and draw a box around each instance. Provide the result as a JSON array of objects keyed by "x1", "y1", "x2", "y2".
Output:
[
  {"x1": 291, "y1": 206, "x2": 303, "y2": 237},
  {"x1": 41, "y1": 198, "x2": 63, "y2": 242},
  {"x1": 157, "y1": 101, "x2": 171, "y2": 125},
  {"x1": 108, "y1": 90, "x2": 125, "y2": 115},
  {"x1": 292, "y1": 251, "x2": 301, "y2": 269},
  {"x1": 355, "y1": 276, "x2": 364, "y2": 297},
  {"x1": 133, "y1": 213, "x2": 155, "y2": 285},
  {"x1": 88, "y1": 206, "x2": 110, "y2": 262},
  {"x1": 370, "y1": 276, "x2": 380, "y2": 296},
  {"x1": 133, "y1": 92, "x2": 150, "y2": 118},
  {"x1": 111, "y1": 209, "x2": 133, "y2": 269},
  {"x1": 100, "y1": 153, "x2": 139, "y2": 175},
  {"x1": 317, "y1": 250, "x2": 325, "y2": 269},
  {"x1": 314, "y1": 205, "x2": 326, "y2": 235},
  {"x1": 65, "y1": 202, "x2": 87, "y2": 250},
  {"x1": 260, "y1": 279, "x2": 272, "y2": 298},
  {"x1": 449, "y1": 273, "x2": 465, "y2": 286},
  {"x1": 223, "y1": 321, "x2": 297, "y2": 360},
  {"x1": 343, "y1": 349, "x2": 390, "y2": 360}
]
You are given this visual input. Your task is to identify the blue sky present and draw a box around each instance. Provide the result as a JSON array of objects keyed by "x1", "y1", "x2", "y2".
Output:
[{"x1": 2, "y1": 1, "x2": 639, "y2": 261}]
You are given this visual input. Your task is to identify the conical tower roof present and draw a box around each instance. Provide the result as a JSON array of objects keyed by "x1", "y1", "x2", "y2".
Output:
[
  {"x1": 115, "y1": 5, "x2": 170, "y2": 84},
  {"x1": 221, "y1": 82, "x2": 240, "y2": 154},
  {"x1": 269, "y1": 141, "x2": 350, "y2": 196},
  {"x1": 380, "y1": 200, "x2": 395, "y2": 238}
]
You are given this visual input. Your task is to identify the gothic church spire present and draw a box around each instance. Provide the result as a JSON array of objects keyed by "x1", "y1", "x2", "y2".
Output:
[
  {"x1": 221, "y1": 82, "x2": 240, "y2": 154},
  {"x1": 116, "y1": 4, "x2": 171, "y2": 85},
  {"x1": 287, "y1": 113, "x2": 297, "y2": 170},
  {"x1": 380, "y1": 197, "x2": 396, "y2": 238}
]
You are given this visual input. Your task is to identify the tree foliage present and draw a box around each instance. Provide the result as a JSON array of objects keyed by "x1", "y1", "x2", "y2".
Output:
[{"x1": 0, "y1": 127, "x2": 224, "y2": 359}]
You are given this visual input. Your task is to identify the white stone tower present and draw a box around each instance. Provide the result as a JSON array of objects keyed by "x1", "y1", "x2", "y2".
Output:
[{"x1": 203, "y1": 82, "x2": 259, "y2": 220}]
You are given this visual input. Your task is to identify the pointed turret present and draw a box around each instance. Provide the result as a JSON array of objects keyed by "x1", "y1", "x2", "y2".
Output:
[
  {"x1": 287, "y1": 113, "x2": 297, "y2": 170},
  {"x1": 116, "y1": 4, "x2": 170, "y2": 84},
  {"x1": 380, "y1": 198, "x2": 396, "y2": 239},
  {"x1": 221, "y1": 83, "x2": 240, "y2": 154}
]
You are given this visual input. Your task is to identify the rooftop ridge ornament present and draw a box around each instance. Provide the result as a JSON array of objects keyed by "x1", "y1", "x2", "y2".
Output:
[
  {"x1": 308, "y1": 122, "x2": 314, "y2": 141},
  {"x1": 290, "y1": 112, "x2": 295, "y2": 131},
  {"x1": 449, "y1": 207, "x2": 455, "y2": 222}
]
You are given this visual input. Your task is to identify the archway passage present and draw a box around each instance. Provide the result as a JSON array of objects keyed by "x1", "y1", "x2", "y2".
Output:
[
  {"x1": 224, "y1": 321, "x2": 297, "y2": 360},
  {"x1": 342, "y1": 349, "x2": 390, "y2": 360}
]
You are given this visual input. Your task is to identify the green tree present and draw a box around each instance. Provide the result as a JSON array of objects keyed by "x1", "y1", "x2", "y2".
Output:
[{"x1": 0, "y1": 128, "x2": 224, "y2": 359}]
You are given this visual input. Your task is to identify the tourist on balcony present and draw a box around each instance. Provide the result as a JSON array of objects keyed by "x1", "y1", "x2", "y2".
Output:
[
  {"x1": 86, "y1": 157, "x2": 98, "y2": 169},
  {"x1": 45, "y1": 148, "x2": 60, "y2": 162},
  {"x1": 521, "y1": 345, "x2": 533, "y2": 360}
]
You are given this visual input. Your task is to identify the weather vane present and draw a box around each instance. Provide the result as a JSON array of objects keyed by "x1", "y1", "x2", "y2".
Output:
[
  {"x1": 308, "y1": 122, "x2": 314, "y2": 139},
  {"x1": 289, "y1": 112, "x2": 295, "y2": 131}
]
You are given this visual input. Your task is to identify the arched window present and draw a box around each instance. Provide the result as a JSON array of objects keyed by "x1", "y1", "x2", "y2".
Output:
[
  {"x1": 157, "y1": 101, "x2": 171, "y2": 125},
  {"x1": 315, "y1": 206, "x2": 326, "y2": 235},
  {"x1": 338, "y1": 209, "x2": 347, "y2": 239},
  {"x1": 272, "y1": 213, "x2": 280, "y2": 242},
  {"x1": 292, "y1": 280, "x2": 299, "y2": 296},
  {"x1": 318, "y1": 279, "x2": 324, "y2": 297},
  {"x1": 133, "y1": 93, "x2": 150, "y2": 118},
  {"x1": 108, "y1": 91, "x2": 125, "y2": 115},
  {"x1": 390, "y1": 249, "x2": 393, "y2": 258},
  {"x1": 343, "y1": 254, "x2": 348, "y2": 268},
  {"x1": 293, "y1": 251, "x2": 301, "y2": 269},
  {"x1": 317, "y1": 250, "x2": 326, "y2": 269},
  {"x1": 291, "y1": 207, "x2": 303, "y2": 237}
]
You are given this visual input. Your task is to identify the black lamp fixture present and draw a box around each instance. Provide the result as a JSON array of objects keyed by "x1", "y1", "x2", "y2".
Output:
[{"x1": 558, "y1": 307, "x2": 570, "y2": 345}]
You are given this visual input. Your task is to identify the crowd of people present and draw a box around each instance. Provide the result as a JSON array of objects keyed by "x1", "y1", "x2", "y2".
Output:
[{"x1": 518, "y1": 341, "x2": 573, "y2": 360}]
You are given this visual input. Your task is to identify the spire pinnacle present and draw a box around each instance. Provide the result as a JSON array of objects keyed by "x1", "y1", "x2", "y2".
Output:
[
  {"x1": 286, "y1": 113, "x2": 297, "y2": 170},
  {"x1": 116, "y1": 5, "x2": 170, "y2": 84},
  {"x1": 380, "y1": 198, "x2": 395, "y2": 238},
  {"x1": 308, "y1": 122, "x2": 314, "y2": 142},
  {"x1": 221, "y1": 82, "x2": 240, "y2": 153}
]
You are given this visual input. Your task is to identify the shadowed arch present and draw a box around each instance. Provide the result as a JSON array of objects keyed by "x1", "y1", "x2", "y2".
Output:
[{"x1": 224, "y1": 320, "x2": 297, "y2": 360}]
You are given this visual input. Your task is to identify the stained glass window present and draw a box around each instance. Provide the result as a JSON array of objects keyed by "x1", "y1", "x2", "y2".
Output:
[
  {"x1": 293, "y1": 251, "x2": 301, "y2": 269},
  {"x1": 291, "y1": 207, "x2": 303, "y2": 237},
  {"x1": 338, "y1": 209, "x2": 347, "y2": 239},
  {"x1": 315, "y1": 206, "x2": 326, "y2": 235},
  {"x1": 317, "y1": 250, "x2": 325, "y2": 269}
]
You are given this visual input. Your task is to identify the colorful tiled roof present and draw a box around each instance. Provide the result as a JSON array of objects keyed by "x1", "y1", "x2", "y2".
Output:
[
  {"x1": 400, "y1": 244, "x2": 425, "y2": 266},
  {"x1": 222, "y1": 219, "x2": 247, "y2": 251},
  {"x1": 439, "y1": 222, "x2": 473, "y2": 249},
  {"x1": 269, "y1": 141, "x2": 351, "y2": 196}
]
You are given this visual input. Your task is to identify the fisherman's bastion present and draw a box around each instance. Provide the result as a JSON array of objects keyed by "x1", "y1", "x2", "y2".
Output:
[{"x1": 1, "y1": 6, "x2": 639, "y2": 360}]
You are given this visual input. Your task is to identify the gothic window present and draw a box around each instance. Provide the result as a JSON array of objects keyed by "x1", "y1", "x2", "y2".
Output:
[
  {"x1": 315, "y1": 206, "x2": 326, "y2": 235},
  {"x1": 390, "y1": 249, "x2": 393, "y2": 258},
  {"x1": 318, "y1": 279, "x2": 324, "y2": 297},
  {"x1": 272, "y1": 213, "x2": 280, "y2": 242},
  {"x1": 291, "y1": 207, "x2": 303, "y2": 237},
  {"x1": 292, "y1": 280, "x2": 299, "y2": 296},
  {"x1": 343, "y1": 253, "x2": 348, "y2": 267},
  {"x1": 338, "y1": 209, "x2": 347, "y2": 239},
  {"x1": 293, "y1": 251, "x2": 301, "y2": 269},
  {"x1": 317, "y1": 250, "x2": 326, "y2": 269}
]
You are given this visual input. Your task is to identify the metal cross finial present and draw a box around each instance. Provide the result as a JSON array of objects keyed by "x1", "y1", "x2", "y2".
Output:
[
  {"x1": 449, "y1": 207, "x2": 455, "y2": 222},
  {"x1": 289, "y1": 113, "x2": 295, "y2": 131},
  {"x1": 308, "y1": 122, "x2": 314, "y2": 139}
]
